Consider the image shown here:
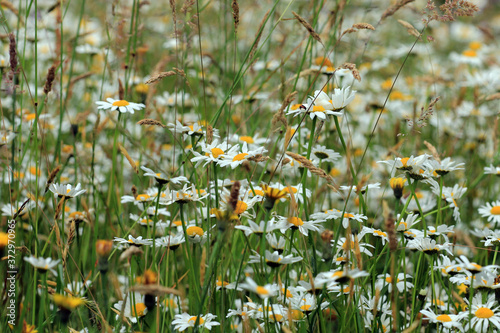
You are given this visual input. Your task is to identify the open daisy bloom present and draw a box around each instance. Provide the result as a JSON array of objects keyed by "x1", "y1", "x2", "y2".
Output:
[
  {"x1": 24, "y1": 255, "x2": 60, "y2": 276},
  {"x1": 49, "y1": 183, "x2": 87, "y2": 199},
  {"x1": 172, "y1": 313, "x2": 220, "y2": 331},
  {"x1": 96, "y1": 98, "x2": 145, "y2": 114}
]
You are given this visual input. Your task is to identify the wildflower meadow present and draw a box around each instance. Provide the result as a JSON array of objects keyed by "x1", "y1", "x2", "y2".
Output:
[{"x1": 1, "y1": 0, "x2": 500, "y2": 331}]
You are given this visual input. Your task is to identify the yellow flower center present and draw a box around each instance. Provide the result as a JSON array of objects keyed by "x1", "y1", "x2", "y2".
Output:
[
  {"x1": 233, "y1": 153, "x2": 248, "y2": 162},
  {"x1": 210, "y1": 148, "x2": 224, "y2": 158},
  {"x1": 25, "y1": 113, "x2": 37, "y2": 121},
  {"x1": 136, "y1": 194, "x2": 150, "y2": 201},
  {"x1": 132, "y1": 302, "x2": 147, "y2": 317},
  {"x1": 462, "y1": 49, "x2": 477, "y2": 57},
  {"x1": 269, "y1": 314, "x2": 283, "y2": 322},
  {"x1": 239, "y1": 136, "x2": 254, "y2": 144},
  {"x1": 186, "y1": 226, "x2": 203, "y2": 237},
  {"x1": 289, "y1": 217, "x2": 303, "y2": 226},
  {"x1": 490, "y1": 206, "x2": 500, "y2": 215},
  {"x1": 112, "y1": 100, "x2": 130, "y2": 107},
  {"x1": 475, "y1": 307, "x2": 494, "y2": 318},
  {"x1": 312, "y1": 105, "x2": 326, "y2": 112},
  {"x1": 400, "y1": 157, "x2": 410, "y2": 167},
  {"x1": 436, "y1": 314, "x2": 451, "y2": 322},
  {"x1": 301, "y1": 304, "x2": 312, "y2": 311},
  {"x1": 234, "y1": 201, "x2": 248, "y2": 215},
  {"x1": 469, "y1": 41, "x2": 481, "y2": 50},
  {"x1": 255, "y1": 286, "x2": 269, "y2": 295},
  {"x1": 374, "y1": 230, "x2": 387, "y2": 237},
  {"x1": 188, "y1": 316, "x2": 205, "y2": 324}
]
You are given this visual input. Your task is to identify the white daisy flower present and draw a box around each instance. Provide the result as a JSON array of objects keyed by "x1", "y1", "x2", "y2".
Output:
[
  {"x1": 463, "y1": 294, "x2": 500, "y2": 333},
  {"x1": 49, "y1": 183, "x2": 87, "y2": 198},
  {"x1": 172, "y1": 313, "x2": 220, "y2": 331},
  {"x1": 478, "y1": 201, "x2": 500, "y2": 224},
  {"x1": 95, "y1": 98, "x2": 145, "y2": 114},
  {"x1": 239, "y1": 277, "x2": 279, "y2": 299},
  {"x1": 484, "y1": 164, "x2": 500, "y2": 176},
  {"x1": 24, "y1": 255, "x2": 60, "y2": 276},
  {"x1": 113, "y1": 293, "x2": 147, "y2": 323}
]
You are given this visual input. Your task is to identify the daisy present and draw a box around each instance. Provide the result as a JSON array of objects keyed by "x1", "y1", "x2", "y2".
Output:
[
  {"x1": 24, "y1": 255, "x2": 60, "y2": 276},
  {"x1": 377, "y1": 154, "x2": 430, "y2": 174},
  {"x1": 190, "y1": 139, "x2": 231, "y2": 167},
  {"x1": 395, "y1": 213, "x2": 420, "y2": 232},
  {"x1": 275, "y1": 216, "x2": 324, "y2": 236},
  {"x1": 448, "y1": 255, "x2": 499, "y2": 275},
  {"x1": 235, "y1": 220, "x2": 279, "y2": 236},
  {"x1": 420, "y1": 309, "x2": 465, "y2": 330},
  {"x1": 426, "y1": 157, "x2": 465, "y2": 176},
  {"x1": 339, "y1": 210, "x2": 368, "y2": 228},
  {"x1": 330, "y1": 86, "x2": 356, "y2": 111},
  {"x1": 155, "y1": 233, "x2": 185, "y2": 250},
  {"x1": 1, "y1": 199, "x2": 36, "y2": 217},
  {"x1": 375, "y1": 273, "x2": 414, "y2": 293},
  {"x1": 217, "y1": 143, "x2": 267, "y2": 169},
  {"x1": 311, "y1": 145, "x2": 341, "y2": 163},
  {"x1": 484, "y1": 164, "x2": 500, "y2": 176},
  {"x1": 172, "y1": 313, "x2": 220, "y2": 331},
  {"x1": 407, "y1": 238, "x2": 453, "y2": 256},
  {"x1": 182, "y1": 225, "x2": 208, "y2": 244},
  {"x1": 239, "y1": 277, "x2": 279, "y2": 299},
  {"x1": 96, "y1": 98, "x2": 145, "y2": 114},
  {"x1": 113, "y1": 293, "x2": 147, "y2": 323},
  {"x1": 113, "y1": 235, "x2": 153, "y2": 247},
  {"x1": 140, "y1": 166, "x2": 188, "y2": 186},
  {"x1": 462, "y1": 294, "x2": 500, "y2": 333},
  {"x1": 49, "y1": 183, "x2": 87, "y2": 199},
  {"x1": 0, "y1": 131, "x2": 15, "y2": 146},
  {"x1": 315, "y1": 268, "x2": 369, "y2": 286},
  {"x1": 266, "y1": 233, "x2": 286, "y2": 253},
  {"x1": 248, "y1": 250, "x2": 302, "y2": 268},
  {"x1": 360, "y1": 227, "x2": 389, "y2": 245},
  {"x1": 478, "y1": 201, "x2": 500, "y2": 224}
]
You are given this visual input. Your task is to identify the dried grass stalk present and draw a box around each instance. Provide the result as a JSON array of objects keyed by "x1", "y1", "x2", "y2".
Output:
[
  {"x1": 381, "y1": 0, "x2": 415, "y2": 21},
  {"x1": 232, "y1": 0, "x2": 239, "y2": 32},
  {"x1": 352, "y1": 23, "x2": 375, "y2": 30},
  {"x1": 383, "y1": 201, "x2": 397, "y2": 252},
  {"x1": 137, "y1": 118, "x2": 166, "y2": 128},
  {"x1": 272, "y1": 91, "x2": 296, "y2": 130},
  {"x1": 43, "y1": 65, "x2": 57, "y2": 95},
  {"x1": 1, "y1": 1, "x2": 18, "y2": 15},
  {"x1": 286, "y1": 151, "x2": 335, "y2": 184},
  {"x1": 118, "y1": 78, "x2": 125, "y2": 100},
  {"x1": 423, "y1": 140, "x2": 440, "y2": 162},
  {"x1": 228, "y1": 181, "x2": 240, "y2": 212},
  {"x1": 339, "y1": 63, "x2": 361, "y2": 82},
  {"x1": 247, "y1": 154, "x2": 269, "y2": 162},
  {"x1": 206, "y1": 125, "x2": 214, "y2": 145},
  {"x1": 249, "y1": 10, "x2": 270, "y2": 60},
  {"x1": 486, "y1": 92, "x2": 500, "y2": 101},
  {"x1": 145, "y1": 71, "x2": 176, "y2": 84},
  {"x1": 44, "y1": 165, "x2": 61, "y2": 194},
  {"x1": 8, "y1": 33, "x2": 18, "y2": 75},
  {"x1": 292, "y1": 11, "x2": 323, "y2": 46},
  {"x1": 12, "y1": 198, "x2": 31, "y2": 220},
  {"x1": 119, "y1": 246, "x2": 144, "y2": 261},
  {"x1": 397, "y1": 19, "x2": 421, "y2": 38},
  {"x1": 129, "y1": 284, "x2": 181, "y2": 296},
  {"x1": 118, "y1": 144, "x2": 139, "y2": 174}
]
